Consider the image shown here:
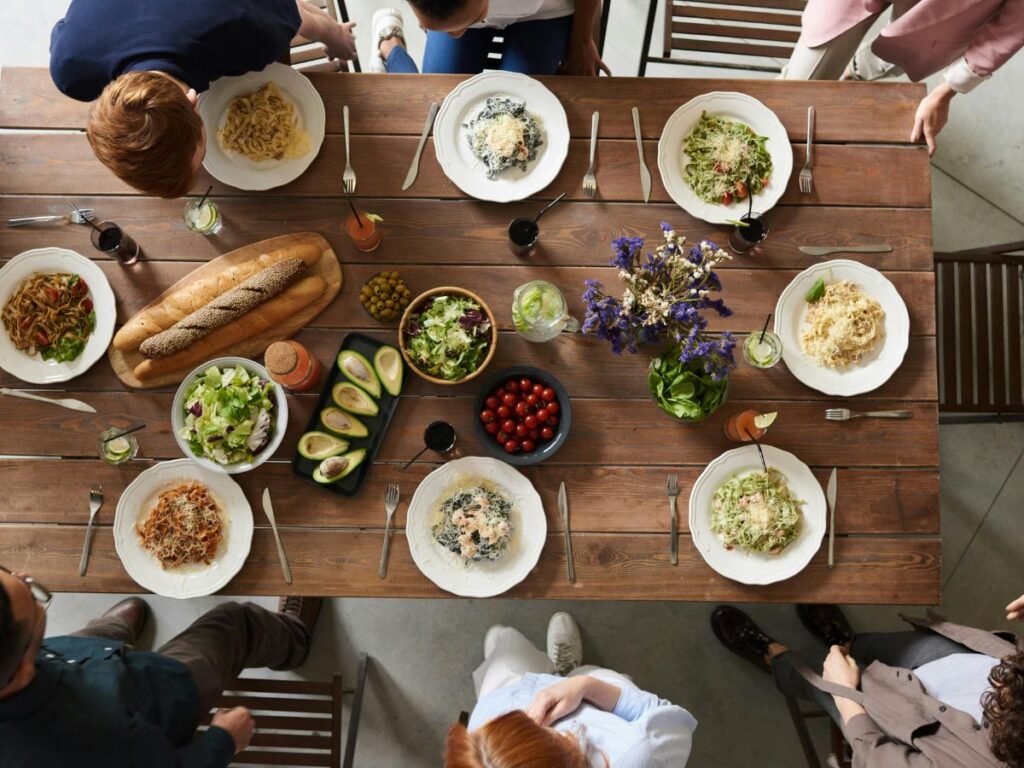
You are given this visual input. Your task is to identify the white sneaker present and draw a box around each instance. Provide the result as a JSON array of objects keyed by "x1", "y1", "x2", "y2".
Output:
[
  {"x1": 547, "y1": 612, "x2": 582, "y2": 675},
  {"x1": 369, "y1": 8, "x2": 405, "y2": 73},
  {"x1": 484, "y1": 624, "x2": 509, "y2": 658}
]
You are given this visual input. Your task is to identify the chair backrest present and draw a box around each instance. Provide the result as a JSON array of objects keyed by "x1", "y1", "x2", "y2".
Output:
[
  {"x1": 935, "y1": 244, "x2": 1024, "y2": 416},
  {"x1": 290, "y1": 0, "x2": 361, "y2": 73},
  {"x1": 200, "y1": 676, "x2": 343, "y2": 767},
  {"x1": 641, "y1": 0, "x2": 806, "y2": 75}
]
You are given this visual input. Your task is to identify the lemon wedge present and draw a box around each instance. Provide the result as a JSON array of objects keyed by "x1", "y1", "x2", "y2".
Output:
[{"x1": 753, "y1": 412, "x2": 778, "y2": 430}]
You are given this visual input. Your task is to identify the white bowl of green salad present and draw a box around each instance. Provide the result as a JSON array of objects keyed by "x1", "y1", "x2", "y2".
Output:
[
  {"x1": 171, "y1": 357, "x2": 288, "y2": 474},
  {"x1": 399, "y1": 287, "x2": 497, "y2": 386}
]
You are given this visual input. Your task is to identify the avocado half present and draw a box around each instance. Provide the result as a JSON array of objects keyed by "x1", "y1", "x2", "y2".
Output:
[
  {"x1": 320, "y1": 407, "x2": 369, "y2": 438},
  {"x1": 297, "y1": 431, "x2": 349, "y2": 461},
  {"x1": 337, "y1": 350, "x2": 382, "y2": 398},
  {"x1": 373, "y1": 345, "x2": 403, "y2": 397},
  {"x1": 332, "y1": 382, "x2": 379, "y2": 417},
  {"x1": 312, "y1": 449, "x2": 367, "y2": 484}
]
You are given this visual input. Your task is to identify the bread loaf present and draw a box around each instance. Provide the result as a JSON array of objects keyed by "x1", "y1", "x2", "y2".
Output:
[
  {"x1": 133, "y1": 275, "x2": 326, "y2": 381},
  {"x1": 139, "y1": 259, "x2": 306, "y2": 359},
  {"x1": 113, "y1": 242, "x2": 321, "y2": 352}
]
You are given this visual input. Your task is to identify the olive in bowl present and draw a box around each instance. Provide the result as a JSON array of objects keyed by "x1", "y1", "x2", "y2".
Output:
[{"x1": 473, "y1": 366, "x2": 570, "y2": 466}]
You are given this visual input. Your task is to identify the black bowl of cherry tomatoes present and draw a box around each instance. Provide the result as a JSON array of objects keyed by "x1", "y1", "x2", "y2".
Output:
[{"x1": 474, "y1": 366, "x2": 570, "y2": 465}]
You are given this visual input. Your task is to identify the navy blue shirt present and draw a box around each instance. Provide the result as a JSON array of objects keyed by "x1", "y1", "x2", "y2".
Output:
[
  {"x1": 50, "y1": 0, "x2": 302, "y2": 101},
  {"x1": 0, "y1": 636, "x2": 235, "y2": 768}
]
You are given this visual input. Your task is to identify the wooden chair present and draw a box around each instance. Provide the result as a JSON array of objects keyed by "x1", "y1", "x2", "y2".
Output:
[
  {"x1": 784, "y1": 694, "x2": 851, "y2": 768},
  {"x1": 199, "y1": 653, "x2": 370, "y2": 768},
  {"x1": 486, "y1": 0, "x2": 612, "y2": 71},
  {"x1": 290, "y1": 0, "x2": 362, "y2": 74},
  {"x1": 936, "y1": 243, "x2": 1024, "y2": 421},
  {"x1": 639, "y1": 0, "x2": 806, "y2": 76}
]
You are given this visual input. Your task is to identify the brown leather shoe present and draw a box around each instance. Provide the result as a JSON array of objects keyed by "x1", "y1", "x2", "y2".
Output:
[
  {"x1": 103, "y1": 597, "x2": 149, "y2": 641},
  {"x1": 278, "y1": 596, "x2": 322, "y2": 640}
]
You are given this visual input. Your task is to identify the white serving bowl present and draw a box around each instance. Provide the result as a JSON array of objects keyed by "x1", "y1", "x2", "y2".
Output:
[{"x1": 171, "y1": 356, "x2": 288, "y2": 474}]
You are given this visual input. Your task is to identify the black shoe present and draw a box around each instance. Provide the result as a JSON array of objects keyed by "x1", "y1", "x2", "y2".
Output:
[
  {"x1": 796, "y1": 604, "x2": 853, "y2": 647},
  {"x1": 278, "y1": 596, "x2": 323, "y2": 642},
  {"x1": 710, "y1": 605, "x2": 776, "y2": 674}
]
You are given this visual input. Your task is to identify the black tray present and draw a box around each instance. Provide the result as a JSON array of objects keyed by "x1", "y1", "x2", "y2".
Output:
[{"x1": 290, "y1": 332, "x2": 404, "y2": 497}]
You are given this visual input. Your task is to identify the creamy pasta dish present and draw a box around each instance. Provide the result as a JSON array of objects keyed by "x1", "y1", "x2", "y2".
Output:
[
  {"x1": 801, "y1": 281, "x2": 885, "y2": 368},
  {"x1": 217, "y1": 82, "x2": 310, "y2": 162}
]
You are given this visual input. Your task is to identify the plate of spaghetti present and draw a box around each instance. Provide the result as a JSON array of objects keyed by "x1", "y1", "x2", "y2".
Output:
[
  {"x1": 114, "y1": 460, "x2": 253, "y2": 598},
  {"x1": 0, "y1": 248, "x2": 115, "y2": 384},
  {"x1": 198, "y1": 63, "x2": 325, "y2": 191}
]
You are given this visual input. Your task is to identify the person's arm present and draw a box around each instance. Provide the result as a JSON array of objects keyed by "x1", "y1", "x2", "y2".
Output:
[
  {"x1": 525, "y1": 675, "x2": 622, "y2": 726},
  {"x1": 131, "y1": 707, "x2": 252, "y2": 768},
  {"x1": 559, "y1": 0, "x2": 611, "y2": 76},
  {"x1": 295, "y1": 0, "x2": 357, "y2": 61}
]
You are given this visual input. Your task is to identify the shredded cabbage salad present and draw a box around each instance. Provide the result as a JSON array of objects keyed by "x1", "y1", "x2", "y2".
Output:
[
  {"x1": 711, "y1": 469, "x2": 802, "y2": 554},
  {"x1": 404, "y1": 295, "x2": 491, "y2": 381},
  {"x1": 683, "y1": 112, "x2": 773, "y2": 205}
]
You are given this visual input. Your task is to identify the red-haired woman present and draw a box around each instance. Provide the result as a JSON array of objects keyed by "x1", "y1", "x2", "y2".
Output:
[{"x1": 445, "y1": 612, "x2": 696, "y2": 767}]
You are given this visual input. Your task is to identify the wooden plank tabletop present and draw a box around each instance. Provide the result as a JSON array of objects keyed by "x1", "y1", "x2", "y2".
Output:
[{"x1": 0, "y1": 69, "x2": 939, "y2": 604}]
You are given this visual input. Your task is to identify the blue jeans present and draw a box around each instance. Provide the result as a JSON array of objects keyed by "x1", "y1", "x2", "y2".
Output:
[{"x1": 385, "y1": 15, "x2": 573, "y2": 75}]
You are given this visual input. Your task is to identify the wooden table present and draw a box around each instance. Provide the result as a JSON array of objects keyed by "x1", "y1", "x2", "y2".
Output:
[{"x1": 0, "y1": 69, "x2": 939, "y2": 603}]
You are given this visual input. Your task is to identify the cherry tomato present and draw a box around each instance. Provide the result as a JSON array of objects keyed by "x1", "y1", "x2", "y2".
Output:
[
  {"x1": 496, "y1": 405, "x2": 510, "y2": 419},
  {"x1": 535, "y1": 407, "x2": 549, "y2": 423},
  {"x1": 532, "y1": 384, "x2": 543, "y2": 395},
  {"x1": 524, "y1": 415, "x2": 538, "y2": 429},
  {"x1": 541, "y1": 388, "x2": 556, "y2": 402},
  {"x1": 540, "y1": 426, "x2": 554, "y2": 441},
  {"x1": 529, "y1": 429, "x2": 540, "y2": 440},
  {"x1": 494, "y1": 386, "x2": 505, "y2": 397},
  {"x1": 504, "y1": 439, "x2": 520, "y2": 453},
  {"x1": 81, "y1": 298, "x2": 94, "y2": 313},
  {"x1": 501, "y1": 419, "x2": 516, "y2": 434},
  {"x1": 43, "y1": 287, "x2": 60, "y2": 304},
  {"x1": 485, "y1": 396, "x2": 499, "y2": 410},
  {"x1": 524, "y1": 393, "x2": 538, "y2": 406},
  {"x1": 734, "y1": 179, "x2": 748, "y2": 199},
  {"x1": 713, "y1": 161, "x2": 725, "y2": 174},
  {"x1": 546, "y1": 401, "x2": 559, "y2": 415},
  {"x1": 501, "y1": 392, "x2": 516, "y2": 407},
  {"x1": 496, "y1": 431, "x2": 509, "y2": 443},
  {"x1": 480, "y1": 409, "x2": 495, "y2": 423},
  {"x1": 548, "y1": 415, "x2": 559, "y2": 427},
  {"x1": 762, "y1": 176, "x2": 770, "y2": 188},
  {"x1": 504, "y1": 380, "x2": 519, "y2": 392},
  {"x1": 521, "y1": 439, "x2": 536, "y2": 453},
  {"x1": 18, "y1": 315, "x2": 33, "y2": 330},
  {"x1": 484, "y1": 422, "x2": 500, "y2": 435},
  {"x1": 33, "y1": 330, "x2": 49, "y2": 346},
  {"x1": 519, "y1": 378, "x2": 532, "y2": 391},
  {"x1": 514, "y1": 424, "x2": 528, "y2": 438},
  {"x1": 514, "y1": 401, "x2": 529, "y2": 417},
  {"x1": 70, "y1": 278, "x2": 88, "y2": 297},
  {"x1": 721, "y1": 191, "x2": 733, "y2": 206}
]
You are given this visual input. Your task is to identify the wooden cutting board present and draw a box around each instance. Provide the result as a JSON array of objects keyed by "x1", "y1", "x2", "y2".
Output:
[{"x1": 108, "y1": 232, "x2": 341, "y2": 389}]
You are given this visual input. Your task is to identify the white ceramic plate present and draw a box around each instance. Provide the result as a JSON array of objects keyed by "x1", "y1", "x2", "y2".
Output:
[
  {"x1": 171, "y1": 357, "x2": 288, "y2": 475},
  {"x1": 774, "y1": 259, "x2": 910, "y2": 397},
  {"x1": 0, "y1": 248, "x2": 115, "y2": 384},
  {"x1": 113, "y1": 459, "x2": 253, "y2": 598},
  {"x1": 657, "y1": 91, "x2": 792, "y2": 224},
  {"x1": 198, "y1": 63, "x2": 325, "y2": 191},
  {"x1": 690, "y1": 444, "x2": 826, "y2": 585},
  {"x1": 433, "y1": 71, "x2": 569, "y2": 203},
  {"x1": 406, "y1": 456, "x2": 547, "y2": 597}
]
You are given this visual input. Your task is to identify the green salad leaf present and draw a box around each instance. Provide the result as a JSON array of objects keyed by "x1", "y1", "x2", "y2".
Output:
[
  {"x1": 405, "y1": 295, "x2": 491, "y2": 381},
  {"x1": 648, "y1": 352, "x2": 729, "y2": 420},
  {"x1": 40, "y1": 336, "x2": 86, "y2": 363}
]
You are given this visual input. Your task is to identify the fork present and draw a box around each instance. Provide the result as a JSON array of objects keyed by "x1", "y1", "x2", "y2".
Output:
[
  {"x1": 378, "y1": 483, "x2": 400, "y2": 578},
  {"x1": 582, "y1": 111, "x2": 599, "y2": 198},
  {"x1": 798, "y1": 106, "x2": 815, "y2": 194},
  {"x1": 666, "y1": 474, "x2": 679, "y2": 566},
  {"x1": 79, "y1": 485, "x2": 103, "y2": 577},
  {"x1": 825, "y1": 408, "x2": 912, "y2": 421},
  {"x1": 342, "y1": 105, "x2": 356, "y2": 195},
  {"x1": 8, "y1": 208, "x2": 95, "y2": 227}
]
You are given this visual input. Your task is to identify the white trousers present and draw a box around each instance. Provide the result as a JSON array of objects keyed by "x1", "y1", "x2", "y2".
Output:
[{"x1": 473, "y1": 626, "x2": 631, "y2": 699}]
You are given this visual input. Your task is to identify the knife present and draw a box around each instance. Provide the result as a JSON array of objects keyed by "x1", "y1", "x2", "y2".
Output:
[
  {"x1": 799, "y1": 245, "x2": 893, "y2": 256},
  {"x1": 0, "y1": 387, "x2": 96, "y2": 413},
  {"x1": 631, "y1": 107, "x2": 651, "y2": 204},
  {"x1": 402, "y1": 102, "x2": 439, "y2": 191},
  {"x1": 826, "y1": 468, "x2": 838, "y2": 569},
  {"x1": 558, "y1": 482, "x2": 575, "y2": 583},
  {"x1": 261, "y1": 488, "x2": 292, "y2": 584}
]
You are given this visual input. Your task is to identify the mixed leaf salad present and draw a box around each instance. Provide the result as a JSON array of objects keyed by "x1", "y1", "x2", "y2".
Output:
[
  {"x1": 648, "y1": 353, "x2": 729, "y2": 421},
  {"x1": 404, "y1": 295, "x2": 491, "y2": 381},
  {"x1": 179, "y1": 365, "x2": 276, "y2": 465}
]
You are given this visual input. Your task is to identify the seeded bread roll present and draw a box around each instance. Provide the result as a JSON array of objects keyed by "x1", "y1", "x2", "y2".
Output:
[{"x1": 140, "y1": 259, "x2": 306, "y2": 359}]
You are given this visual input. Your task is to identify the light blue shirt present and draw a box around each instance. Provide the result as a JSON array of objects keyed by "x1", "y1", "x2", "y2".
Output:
[
  {"x1": 468, "y1": 674, "x2": 697, "y2": 767},
  {"x1": 914, "y1": 653, "x2": 999, "y2": 723}
]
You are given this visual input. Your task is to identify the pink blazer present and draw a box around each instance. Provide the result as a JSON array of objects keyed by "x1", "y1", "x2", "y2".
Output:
[{"x1": 800, "y1": 0, "x2": 1024, "y2": 81}]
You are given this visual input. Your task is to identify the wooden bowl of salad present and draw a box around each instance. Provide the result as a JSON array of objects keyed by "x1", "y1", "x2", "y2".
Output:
[{"x1": 399, "y1": 287, "x2": 497, "y2": 386}]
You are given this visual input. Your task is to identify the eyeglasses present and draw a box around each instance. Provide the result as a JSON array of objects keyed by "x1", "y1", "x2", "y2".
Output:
[{"x1": 0, "y1": 565, "x2": 52, "y2": 610}]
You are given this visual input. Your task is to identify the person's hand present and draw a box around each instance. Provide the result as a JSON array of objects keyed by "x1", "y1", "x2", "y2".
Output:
[
  {"x1": 911, "y1": 83, "x2": 955, "y2": 157},
  {"x1": 324, "y1": 20, "x2": 357, "y2": 62},
  {"x1": 1007, "y1": 595, "x2": 1024, "y2": 621},
  {"x1": 211, "y1": 707, "x2": 255, "y2": 753},
  {"x1": 822, "y1": 645, "x2": 860, "y2": 689},
  {"x1": 560, "y1": 37, "x2": 611, "y2": 77},
  {"x1": 525, "y1": 677, "x2": 589, "y2": 727}
]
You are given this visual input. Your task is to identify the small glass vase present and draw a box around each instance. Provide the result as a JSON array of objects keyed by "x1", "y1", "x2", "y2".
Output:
[{"x1": 647, "y1": 348, "x2": 731, "y2": 423}]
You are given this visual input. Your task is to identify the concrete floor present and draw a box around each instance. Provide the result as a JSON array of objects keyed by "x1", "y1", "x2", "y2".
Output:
[{"x1": 3, "y1": 1, "x2": 1024, "y2": 766}]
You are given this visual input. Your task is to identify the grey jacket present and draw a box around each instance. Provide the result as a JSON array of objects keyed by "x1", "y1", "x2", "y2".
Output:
[{"x1": 793, "y1": 611, "x2": 1016, "y2": 768}]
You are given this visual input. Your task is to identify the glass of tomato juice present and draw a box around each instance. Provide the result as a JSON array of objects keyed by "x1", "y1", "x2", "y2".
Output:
[{"x1": 345, "y1": 211, "x2": 382, "y2": 252}]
